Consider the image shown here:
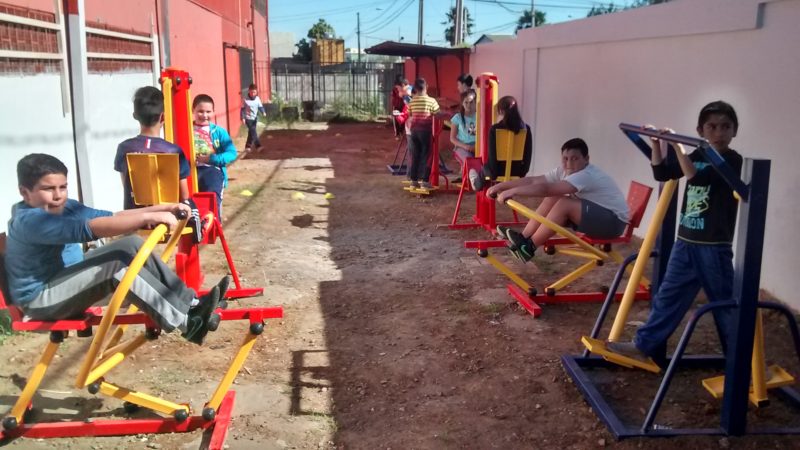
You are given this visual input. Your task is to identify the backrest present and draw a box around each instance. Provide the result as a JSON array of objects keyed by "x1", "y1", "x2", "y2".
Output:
[
  {"x1": 0, "y1": 233, "x2": 24, "y2": 321},
  {"x1": 495, "y1": 128, "x2": 528, "y2": 181},
  {"x1": 621, "y1": 181, "x2": 653, "y2": 238},
  {"x1": 126, "y1": 153, "x2": 180, "y2": 206}
]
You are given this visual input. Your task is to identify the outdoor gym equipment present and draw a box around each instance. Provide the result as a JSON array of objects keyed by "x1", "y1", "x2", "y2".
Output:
[
  {"x1": 0, "y1": 222, "x2": 283, "y2": 447},
  {"x1": 468, "y1": 180, "x2": 652, "y2": 317},
  {"x1": 160, "y1": 68, "x2": 263, "y2": 299},
  {"x1": 387, "y1": 112, "x2": 408, "y2": 175},
  {"x1": 447, "y1": 73, "x2": 525, "y2": 231},
  {"x1": 562, "y1": 123, "x2": 800, "y2": 439}
]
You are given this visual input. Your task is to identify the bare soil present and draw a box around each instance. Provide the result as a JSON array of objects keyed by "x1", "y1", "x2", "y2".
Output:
[{"x1": 1, "y1": 122, "x2": 799, "y2": 449}]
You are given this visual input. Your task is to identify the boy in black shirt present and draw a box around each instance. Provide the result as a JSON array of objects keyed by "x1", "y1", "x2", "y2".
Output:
[{"x1": 608, "y1": 101, "x2": 743, "y2": 361}]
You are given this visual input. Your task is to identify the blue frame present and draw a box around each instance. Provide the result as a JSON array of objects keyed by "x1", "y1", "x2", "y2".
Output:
[{"x1": 562, "y1": 124, "x2": 800, "y2": 439}]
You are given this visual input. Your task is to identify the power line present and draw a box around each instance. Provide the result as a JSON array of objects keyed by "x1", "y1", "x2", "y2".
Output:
[{"x1": 362, "y1": 0, "x2": 415, "y2": 35}]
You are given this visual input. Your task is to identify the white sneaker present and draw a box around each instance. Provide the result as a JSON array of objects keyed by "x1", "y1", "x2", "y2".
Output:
[{"x1": 468, "y1": 169, "x2": 484, "y2": 191}]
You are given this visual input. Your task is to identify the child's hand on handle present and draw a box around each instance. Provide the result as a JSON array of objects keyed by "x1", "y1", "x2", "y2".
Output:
[
  {"x1": 196, "y1": 154, "x2": 210, "y2": 164},
  {"x1": 172, "y1": 202, "x2": 191, "y2": 219},
  {"x1": 145, "y1": 211, "x2": 179, "y2": 231}
]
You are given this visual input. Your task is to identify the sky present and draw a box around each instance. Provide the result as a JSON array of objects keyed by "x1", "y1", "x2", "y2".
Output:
[{"x1": 268, "y1": 0, "x2": 640, "y2": 50}]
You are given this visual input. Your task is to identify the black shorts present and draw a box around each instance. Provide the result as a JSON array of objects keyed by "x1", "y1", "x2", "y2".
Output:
[{"x1": 576, "y1": 199, "x2": 627, "y2": 239}]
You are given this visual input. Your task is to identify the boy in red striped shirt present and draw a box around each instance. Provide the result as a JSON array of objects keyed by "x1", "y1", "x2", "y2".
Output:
[{"x1": 406, "y1": 78, "x2": 440, "y2": 189}]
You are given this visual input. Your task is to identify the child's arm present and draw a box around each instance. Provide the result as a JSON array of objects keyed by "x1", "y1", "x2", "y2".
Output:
[
  {"x1": 257, "y1": 96, "x2": 266, "y2": 116},
  {"x1": 179, "y1": 179, "x2": 189, "y2": 201},
  {"x1": 90, "y1": 203, "x2": 190, "y2": 238},
  {"x1": 497, "y1": 180, "x2": 576, "y2": 204},
  {"x1": 647, "y1": 126, "x2": 685, "y2": 181},
  {"x1": 208, "y1": 127, "x2": 238, "y2": 167}
]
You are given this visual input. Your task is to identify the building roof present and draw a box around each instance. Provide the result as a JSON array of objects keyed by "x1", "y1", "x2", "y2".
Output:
[
  {"x1": 364, "y1": 41, "x2": 470, "y2": 58},
  {"x1": 474, "y1": 34, "x2": 514, "y2": 46}
]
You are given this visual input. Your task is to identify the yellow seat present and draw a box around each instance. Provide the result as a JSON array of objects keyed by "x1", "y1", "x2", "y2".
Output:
[
  {"x1": 126, "y1": 153, "x2": 180, "y2": 206},
  {"x1": 494, "y1": 128, "x2": 528, "y2": 182}
]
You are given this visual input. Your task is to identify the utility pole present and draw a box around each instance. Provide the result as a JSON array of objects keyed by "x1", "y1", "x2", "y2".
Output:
[
  {"x1": 531, "y1": 0, "x2": 536, "y2": 27},
  {"x1": 417, "y1": 0, "x2": 423, "y2": 44},
  {"x1": 454, "y1": 0, "x2": 463, "y2": 45},
  {"x1": 357, "y1": 12, "x2": 361, "y2": 63}
]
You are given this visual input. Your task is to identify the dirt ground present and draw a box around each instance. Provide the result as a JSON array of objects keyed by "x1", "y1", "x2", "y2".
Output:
[{"x1": 1, "y1": 122, "x2": 800, "y2": 449}]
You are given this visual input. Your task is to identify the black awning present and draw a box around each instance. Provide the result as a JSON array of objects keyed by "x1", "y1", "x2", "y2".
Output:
[{"x1": 364, "y1": 41, "x2": 470, "y2": 58}]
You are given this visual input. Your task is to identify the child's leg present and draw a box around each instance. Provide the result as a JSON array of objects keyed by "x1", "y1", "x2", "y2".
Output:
[
  {"x1": 246, "y1": 119, "x2": 260, "y2": 148},
  {"x1": 695, "y1": 244, "x2": 735, "y2": 354},
  {"x1": 531, "y1": 197, "x2": 582, "y2": 247},
  {"x1": 20, "y1": 236, "x2": 194, "y2": 332},
  {"x1": 634, "y1": 240, "x2": 702, "y2": 356},
  {"x1": 407, "y1": 133, "x2": 422, "y2": 181},
  {"x1": 197, "y1": 165, "x2": 225, "y2": 216},
  {"x1": 418, "y1": 130, "x2": 433, "y2": 182},
  {"x1": 522, "y1": 196, "x2": 559, "y2": 238}
]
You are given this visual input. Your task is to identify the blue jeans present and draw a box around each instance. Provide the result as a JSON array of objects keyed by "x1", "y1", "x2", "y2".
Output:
[
  {"x1": 197, "y1": 165, "x2": 224, "y2": 216},
  {"x1": 407, "y1": 129, "x2": 432, "y2": 182},
  {"x1": 245, "y1": 119, "x2": 260, "y2": 148},
  {"x1": 634, "y1": 239, "x2": 735, "y2": 358}
]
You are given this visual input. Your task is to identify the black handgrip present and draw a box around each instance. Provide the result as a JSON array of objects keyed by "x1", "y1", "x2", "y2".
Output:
[{"x1": 175, "y1": 210, "x2": 188, "y2": 220}]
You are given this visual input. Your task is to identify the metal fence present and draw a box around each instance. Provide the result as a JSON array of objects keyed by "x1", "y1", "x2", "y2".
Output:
[{"x1": 263, "y1": 60, "x2": 404, "y2": 114}]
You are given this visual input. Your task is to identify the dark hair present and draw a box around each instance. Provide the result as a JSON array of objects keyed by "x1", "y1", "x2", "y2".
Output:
[
  {"x1": 132, "y1": 86, "x2": 164, "y2": 127},
  {"x1": 248, "y1": 83, "x2": 258, "y2": 91},
  {"x1": 561, "y1": 138, "x2": 589, "y2": 158},
  {"x1": 496, "y1": 96, "x2": 524, "y2": 133},
  {"x1": 192, "y1": 94, "x2": 215, "y2": 110},
  {"x1": 459, "y1": 89, "x2": 476, "y2": 118},
  {"x1": 698, "y1": 100, "x2": 738, "y2": 133},
  {"x1": 413, "y1": 78, "x2": 426, "y2": 93},
  {"x1": 457, "y1": 73, "x2": 473, "y2": 88},
  {"x1": 17, "y1": 153, "x2": 68, "y2": 189}
]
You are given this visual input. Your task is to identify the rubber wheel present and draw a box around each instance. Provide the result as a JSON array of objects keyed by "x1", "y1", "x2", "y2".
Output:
[
  {"x1": 250, "y1": 322, "x2": 264, "y2": 335},
  {"x1": 202, "y1": 407, "x2": 216, "y2": 421},
  {"x1": 88, "y1": 382, "x2": 101, "y2": 395},
  {"x1": 478, "y1": 249, "x2": 488, "y2": 258},
  {"x1": 123, "y1": 402, "x2": 140, "y2": 414},
  {"x1": 600, "y1": 286, "x2": 610, "y2": 295},
  {"x1": 174, "y1": 409, "x2": 189, "y2": 422},
  {"x1": 2, "y1": 416, "x2": 18, "y2": 430},
  {"x1": 545, "y1": 288, "x2": 556, "y2": 297},
  {"x1": 544, "y1": 246, "x2": 555, "y2": 255},
  {"x1": 527, "y1": 288, "x2": 538, "y2": 298}
]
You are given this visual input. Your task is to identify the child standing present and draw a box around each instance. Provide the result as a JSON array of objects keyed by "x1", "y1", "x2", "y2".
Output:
[
  {"x1": 6, "y1": 153, "x2": 229, "y2": 344},
  {"x1": 607, "y1": 100, "x2": 743, "y2": 362},
  {"x1": 192, "y1": 94, "x2": 237, "y2": 216},
  {"x1": 450, "y1": 89, "x2": 477, "y2": 162},
  {"x1": 406, "y1": 78, "x2": 440, "y2": 189},
  {"x1": 241, "y1": 83, "x2": 267, "y2": 152},
  {"x1": 115, "y1": 86, "x2": 191, "y2": 209}
]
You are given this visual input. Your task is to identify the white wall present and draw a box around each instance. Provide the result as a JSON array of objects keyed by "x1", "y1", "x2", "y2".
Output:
[
  {"x1": 0, "y1": 74, "x2": 77, "y2": 231},
  {"x1": 470, "y1": 0, "x2": 800, "y2": 308},
  {"x1": 84, "y1": 72, "x2": 154, "y2": 213}
]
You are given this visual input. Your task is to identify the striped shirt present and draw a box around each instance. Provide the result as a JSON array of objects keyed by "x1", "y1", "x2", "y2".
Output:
[{"x1": 408, "y1": 95, "x2": 440, "y2": 132}]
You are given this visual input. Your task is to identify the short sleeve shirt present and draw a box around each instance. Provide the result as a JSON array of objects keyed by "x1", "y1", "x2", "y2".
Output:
[
  {"x1": 545, "y1": 164, "x2": 630, "y2": 223},
  {"x1": 451, "y1": 113, "x2": 476, "y2": 145},
  {"x1": 114, "y1": 135, "x2": 190, "y2": 209}
]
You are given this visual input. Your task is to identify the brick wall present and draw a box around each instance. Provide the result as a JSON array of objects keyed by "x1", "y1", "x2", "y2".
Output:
[
  {"x1": 0, "y1": 2, "x2": 60, "y2": 74},
  {"x1": 86, "y1": 21, "x2": 152, "y2": 73}
]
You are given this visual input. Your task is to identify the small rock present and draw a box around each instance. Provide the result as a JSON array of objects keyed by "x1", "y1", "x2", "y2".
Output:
[
  {"x1": 718, "y1": 437, "x2": 730, "y2": 449},
  {"x1": 276, "y1": 439, "x2": 288, "y2": 448},
  {"x1": 147, "y1": 443, "x2": 162, "y2": 449},
  {"x1": 597, "y1": 438, "x2": 606, "y2": 447}
]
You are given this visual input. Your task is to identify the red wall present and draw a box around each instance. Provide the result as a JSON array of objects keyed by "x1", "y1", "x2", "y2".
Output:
[{"x1": 404, "y1": 52, "x2": 470, "y2": 113}]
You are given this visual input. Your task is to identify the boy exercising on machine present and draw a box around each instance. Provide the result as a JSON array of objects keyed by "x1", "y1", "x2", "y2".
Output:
[
  {"x1": 5, "y1": 153, "x2": 228, "y2": 345},
  {"x1": 488, "y1": 138, "x2": 629, "y2": 262}
]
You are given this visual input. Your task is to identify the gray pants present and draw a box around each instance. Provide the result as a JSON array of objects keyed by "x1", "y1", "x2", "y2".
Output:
[{"x1": 20, "y1": 235, "x2": 194, "y2": 332}]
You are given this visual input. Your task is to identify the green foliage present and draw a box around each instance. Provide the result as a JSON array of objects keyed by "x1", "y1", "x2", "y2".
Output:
[
  {"x1": 328, "y1": 95, "x2": 382, "y2": 123},
  {"x1": 515, "y1": 10, "x2": 546, "y2": 33},
  {"x1": 307, "y1": 19, "x2": 335, "y2": 39},
  {"x1": 294, "y1": 19, "x2": 337, "y2": 62},
  {"x1": 442, "y1": 6, "x2": 474, "y2": 46},
  {"x1": 586, "y1": 0, "x2": 671, "y2": 17},
  {"x1": 0, "y1": 310, "x2": 12, "y2": 345}
]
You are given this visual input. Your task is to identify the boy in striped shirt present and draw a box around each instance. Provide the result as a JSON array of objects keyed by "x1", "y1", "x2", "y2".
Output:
[{"x1": 406, "y1": 78, "x2": 440, "y2": 189}]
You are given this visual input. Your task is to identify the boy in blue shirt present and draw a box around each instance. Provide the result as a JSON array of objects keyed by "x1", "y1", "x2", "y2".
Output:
[
  {"x1": 608, "y1": 101, "x2": 743, "y2": 362},
  {"x1": 5, "y1": 153, "x2": 228, "y2": 344},
  {"x1": 241, "y1": 83, "x2": 267, "y2": 152},
  {"x1": 192, "y1": 94, "x2": 238, "y2": 216},
  {"x1": 115, "y1": 86, "x2": 191, "y2": 209}
]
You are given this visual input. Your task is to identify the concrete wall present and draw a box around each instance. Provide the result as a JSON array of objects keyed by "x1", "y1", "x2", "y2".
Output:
[
  {"x1": 84, "y1": 73, "x2": 156, "y2": 213},
  {"x1": 0, "y1": 74, "x2": 78, "y2": 225},
  {"x1": 269, "y1": 31, "x2": 295, "y2": 59},
  {"x1": 469, "y1": 0, "x2": 800, "y2": 308}
]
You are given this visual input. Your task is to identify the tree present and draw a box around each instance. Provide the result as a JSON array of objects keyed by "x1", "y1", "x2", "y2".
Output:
[
  {"x1": 586, "y1": 0, "x2": 671, "y2": 18},
  {"x1": 515, "y1": 9, "x2": 546, "y2": 33},
  {"x1": 442, "y1": 6, "x2": 474, "y2": 46},
  {"x1": 293, "y1": 19, "x2": 336, "y2": 61}
]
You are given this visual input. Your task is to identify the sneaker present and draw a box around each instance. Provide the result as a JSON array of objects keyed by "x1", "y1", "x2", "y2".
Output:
[
  {"x1": 409, "y1": 180, "x2": 420, "y2": 189},
  {"x1": 495, "y1": 225, "x2": 513, "y2": 241},
  {"x1": 451, "y1": 177, "x2": 462, "y2": 184},
  {"x1": 420, "y1": 181, "x2": 432, "y2": 190},
  {"x1": 606, "y1": 340, "x2": 648, "y2": 362},
  {"x1": 468, "y1": 169, "x2": 484, "y2": 191},
  {"x1": 500, "y1": 227, "x2": 536, "y2": 262},
  {"x1": 182, "y1": 286, "x2": 221, "y2": 345}
]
